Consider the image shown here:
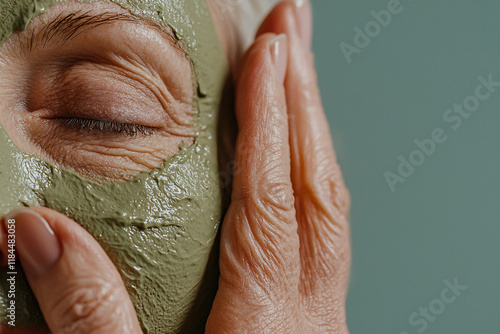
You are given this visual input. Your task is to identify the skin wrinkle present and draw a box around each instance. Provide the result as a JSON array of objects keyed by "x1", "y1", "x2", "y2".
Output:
[
  {"x1": 296, "y1": 153, "x2": 350, "y2": 219},
  {"x1": 53, "y1": 58, "x2": 186, "y2": 127},
  {"x1": 30, "y1": 120, "x2": 174, "y2": 172},
  {"x1": 297, "y1": 207, "x2": 348, "y2": 272},
  {"x1": 53, "y1": 278, "x2": 116, "y2": 321},
  {"x1": 296, "y1": 188, "x2": 345, "y2": 240},
  {"x1": 84, "y1": 56, "x2": 194, "y2": 127},
  {"x1": 13, "y1": 24, "x2": 196, "y2": 180},
  {"x1": 78, "y1": 147, "x2": 160, "y2": 168},
  {"x1": 0, "y1": 2, "x2": 230, "y2": 332},
  {"x1": 114, "y1": 36, "x2": 193, "y2": 108},
  {"x1": 110, "y1": 38, "x2": 193, "y2": 108},
  {"x1": 225, "y1": 203, "x2": 298, "y2": 294},
  {"x1": 80, "y1": 142, "x2": 163, "y2": 156},
  {"x1": 79, "y1": 154, "x2": 159, "y2": 173},
  {"x1": 118, "y1": 67, "x2": 193, "y2": 128}
]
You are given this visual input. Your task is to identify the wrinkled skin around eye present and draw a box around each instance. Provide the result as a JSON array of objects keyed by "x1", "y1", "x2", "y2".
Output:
[
  {"x1": 0, "y1": 2, "x2": 195, "y2": 181},
  {"x1": 0, "y1": 0, "x2": 278, "y2": 182}
]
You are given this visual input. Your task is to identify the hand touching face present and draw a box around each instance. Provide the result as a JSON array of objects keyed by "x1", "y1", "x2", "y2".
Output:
[
  {"x1": 0, "y1": 1, "x2": 351, "y2": 333},
  {"x1": 207, "y1": 1, "x2": 351, "y2": 332},
  {"x1": 0, "y1": 1, "x2": 229, "y2": 332}
]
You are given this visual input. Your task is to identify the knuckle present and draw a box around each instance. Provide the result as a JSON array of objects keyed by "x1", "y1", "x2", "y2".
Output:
[
  {"x1": 257, "y1": 182, "x2": 295, "y2": 218},
  {"x1": 306, "y1": 163, "x2": 351, "y2": 219},
  {"x1": 236, "y1": 161, "x2": 295, "y2": 219},
  {"x1": 222, "y1": 202, "x2": 300, "y2": 287},
  {"x1": 328, "y1": 176, "x2": 350, "y2": 218},
  {"x1": 55, "y1": 278, "x2": 123, "y2": 334},
  {"x1": 256, "y1": 165, "x2": 295, "y2": 213}
]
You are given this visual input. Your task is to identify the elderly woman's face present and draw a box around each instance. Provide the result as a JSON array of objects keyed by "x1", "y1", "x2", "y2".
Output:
[{"x1": 0, "y1": 0, "x2": 233, "y2": 332}]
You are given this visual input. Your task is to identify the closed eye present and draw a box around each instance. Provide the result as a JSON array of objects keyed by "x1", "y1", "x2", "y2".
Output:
[
  {"x1": 0, "y1": 3, "x2": 196, "y2": 181},
  {"x1": 59, "y1": 117, "x2": 157, "y2": 137}
]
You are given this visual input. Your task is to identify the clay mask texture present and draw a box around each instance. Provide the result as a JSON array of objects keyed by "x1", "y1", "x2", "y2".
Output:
[{"x1": 0, "y1": 0, "x2": 228, "y2": 333}]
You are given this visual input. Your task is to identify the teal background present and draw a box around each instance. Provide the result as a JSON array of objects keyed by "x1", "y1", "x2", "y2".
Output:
[{"x1": 312, "y1": 0, "x2": 500, "y2": 333}]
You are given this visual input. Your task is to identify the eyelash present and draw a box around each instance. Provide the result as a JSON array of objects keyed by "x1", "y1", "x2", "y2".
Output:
[{"x1": 60, "y1": 117, "x2": 157, "y2": 136}]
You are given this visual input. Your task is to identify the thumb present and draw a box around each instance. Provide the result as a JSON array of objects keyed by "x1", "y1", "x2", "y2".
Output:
[{"x1": 2, "y1": 208, "x2": 141, "y2": 334}]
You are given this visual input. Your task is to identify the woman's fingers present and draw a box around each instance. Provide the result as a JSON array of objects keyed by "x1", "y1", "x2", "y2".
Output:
[
  {"x1": 231, "y1": 33, "x2": 299, "y2": 285},
  {"x1": 258, "y1": 0, "x2": 351, "y2": 327},
  {"x1": 1, "y1": 208, "x2": 141, "y2": 334},
  {"x1": 208, "y1": 33, "x2": 302, "y2": 333}
]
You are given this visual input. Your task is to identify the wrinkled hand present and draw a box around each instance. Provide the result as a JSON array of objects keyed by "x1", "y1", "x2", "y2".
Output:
[
  {"x1": 0, "y1": 208, "x2": 142, "y2": 334},
  {"x1": 206, "y1": 1, "x2": 351, "y2": 333}
]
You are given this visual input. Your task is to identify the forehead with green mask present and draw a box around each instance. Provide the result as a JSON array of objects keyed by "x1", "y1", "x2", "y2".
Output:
[{"x1": 0, "y1": 0, "x2": 228, "y2": 332}]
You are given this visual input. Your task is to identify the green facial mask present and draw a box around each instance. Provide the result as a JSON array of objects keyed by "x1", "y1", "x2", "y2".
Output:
[{"x1": 0, "y1": 0, "x2": 228, "y2": 333}]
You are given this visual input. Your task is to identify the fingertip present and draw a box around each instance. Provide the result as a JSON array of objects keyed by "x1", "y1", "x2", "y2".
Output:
[
  {"x1": 236, "y1": 33, "x2": 277, "y2": 83},
  {"x1": 237, "y1": 33, "x2": 288, "y2": 90},
  {"x1": 269, "y1": 34, "x2": 288, "y2": 84},
  {"x1": 294, "y1": 0, "x2": 313, "y2": 50},
  {"x1": 0, "y1": 207, "x2": 142, "y2": 333},
  {"x1": 3, "y1": 208, "x2": 60, "y2": 278},
  {"x1": 18, "y1": 207, "x2": 91, "y2": 252},
  {"x1": 234, "y1": 33, "x2": 291, "y2": 145},
  {"x1": 257, "y1": 1, "x2": 295, "y2": 38}
]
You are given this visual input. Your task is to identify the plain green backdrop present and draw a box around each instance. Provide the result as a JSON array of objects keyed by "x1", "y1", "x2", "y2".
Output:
[{"x1": 311, "y1": 0, "x2": 500, "y2": 333}]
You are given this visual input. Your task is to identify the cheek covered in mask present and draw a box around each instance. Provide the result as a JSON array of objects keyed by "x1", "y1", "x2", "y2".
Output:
[{"x1": 0, "y1": 0, "x2": 229, "y2": 332}]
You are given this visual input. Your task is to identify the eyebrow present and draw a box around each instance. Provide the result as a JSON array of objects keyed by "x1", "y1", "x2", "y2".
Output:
[{"x1": 25, "y1": 10, "x2": 180, "y2": 53}]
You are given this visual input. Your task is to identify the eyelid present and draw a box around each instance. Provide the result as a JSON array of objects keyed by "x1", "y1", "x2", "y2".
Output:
[{"x1": 59, "y1": 117, "x2": 157, "y2": 137}]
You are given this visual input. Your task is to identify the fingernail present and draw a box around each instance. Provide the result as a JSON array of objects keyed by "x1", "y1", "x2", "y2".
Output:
[
  {"x1": 4, "y1": 209, "x2": 60, "y2": 277},
  {"x1": 294, "y1": 0, "x2": 313, "y2": 50},
  {"x1": 269, "y1": 34, "x2": 288, "y2": 83}
]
